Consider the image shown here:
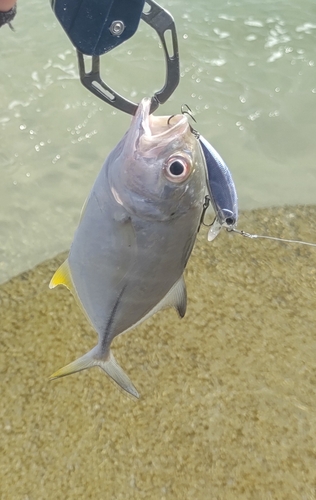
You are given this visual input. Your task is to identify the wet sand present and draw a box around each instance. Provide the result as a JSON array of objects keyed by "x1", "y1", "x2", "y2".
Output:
[{"x1": 1, "y1": 205, "x2": 316, "y2": 500}]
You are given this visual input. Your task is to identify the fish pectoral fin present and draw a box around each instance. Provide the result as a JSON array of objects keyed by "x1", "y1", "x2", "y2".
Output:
[
  {"x1": 153, "y1": 275, "x2": 187, "y2": 318},
  {"x1": 79, "y1": 196, "x2": 88, "y2": 223},
  {"x1": 49, "y1": 258, "x2": 73, "y2": 291},
  {"x1": 49, "y1": 347, "x2": 139, "y2": 399}
]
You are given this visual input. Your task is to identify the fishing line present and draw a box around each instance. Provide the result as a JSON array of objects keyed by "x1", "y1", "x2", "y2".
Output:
[
  {"x1": 201, "y1": 197, "x2": 316, "y2": 247},
  {"x1": 227, "y1": 228, "x2": 316, "y2": 248}
]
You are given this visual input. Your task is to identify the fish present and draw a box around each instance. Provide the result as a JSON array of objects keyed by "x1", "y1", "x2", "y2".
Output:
[
  {"x1": 198, "y1": 134, "x2": 238, "y2": 241},
  {"x1": 49, "y1": 97, "x2": 208, "y2": 398}
]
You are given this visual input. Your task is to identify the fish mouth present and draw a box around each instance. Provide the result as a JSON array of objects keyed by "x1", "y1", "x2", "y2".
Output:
[{"x1": 129, "y1": 98, "x2": 190, "y2": 158}]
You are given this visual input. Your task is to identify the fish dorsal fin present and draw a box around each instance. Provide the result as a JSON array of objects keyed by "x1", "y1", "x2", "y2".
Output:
[{"x1": 49, "y1": 258, "x2": 74, "y2": 292}]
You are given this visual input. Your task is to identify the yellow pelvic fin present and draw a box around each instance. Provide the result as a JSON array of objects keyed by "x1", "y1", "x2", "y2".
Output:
[{"x1": 49, "y1": 258, "x2": 73, "y2": 291}]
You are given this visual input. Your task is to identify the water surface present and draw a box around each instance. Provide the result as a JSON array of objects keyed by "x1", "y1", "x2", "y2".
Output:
[{"x1": 0, "y1": 0, "x2": 315, "y2": 282}]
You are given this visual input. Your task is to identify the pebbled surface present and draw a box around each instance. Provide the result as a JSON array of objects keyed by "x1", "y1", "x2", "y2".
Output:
[{"x1": 1, "y1": 205, "x2": 316, "y2": 500}]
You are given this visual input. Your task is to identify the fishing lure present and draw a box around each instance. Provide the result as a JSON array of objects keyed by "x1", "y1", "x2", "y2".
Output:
[
  {"x1": 178, "y1": 105, "x2": 238, "y2": 241},
  {"x1": 198, "y1": 134, "x2": 238, "y2": 241}
]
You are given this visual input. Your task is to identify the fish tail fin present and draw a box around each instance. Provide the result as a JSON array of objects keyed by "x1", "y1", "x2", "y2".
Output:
[
  {"x1": 49, "y1": 347, "x2": 139, "y2": 399},
  {"x1": 98, "y1": 350, "x2": 139, "y2": 399},
  {"x1": 49, "y1": 348, "x2": 97, "y2": 380}
]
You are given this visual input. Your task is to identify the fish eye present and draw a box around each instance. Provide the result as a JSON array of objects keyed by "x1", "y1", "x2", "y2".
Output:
[
  {"x1": 169, "y1": 160, "x2": 185, "y2": 176},
  {"x1": 165, "y1": 155, "x2": 192, "y2": 183}
]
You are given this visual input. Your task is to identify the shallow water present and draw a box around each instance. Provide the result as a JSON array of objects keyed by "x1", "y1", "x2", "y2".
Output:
[{"x1": 0, "y1": 0, "x2": 316, "y2": 282}]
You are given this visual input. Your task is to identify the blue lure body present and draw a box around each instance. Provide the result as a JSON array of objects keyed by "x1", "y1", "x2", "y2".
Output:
[{"x1": 199, "y1": 134, "x2": 238, "y2": 230}]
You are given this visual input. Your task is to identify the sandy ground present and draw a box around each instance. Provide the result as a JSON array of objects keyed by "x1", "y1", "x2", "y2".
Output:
[{"x1": 1, "y1": 205, "x2": 316, "y2": 500}]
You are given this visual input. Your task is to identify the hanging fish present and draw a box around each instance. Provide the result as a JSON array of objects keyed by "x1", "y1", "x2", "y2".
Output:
[
  {"x1": 49, "y1": 97, "x2": 208, "y2": 398},
  {"x1": 199, "y1": 134, "x2": 238, "y2": 241}
]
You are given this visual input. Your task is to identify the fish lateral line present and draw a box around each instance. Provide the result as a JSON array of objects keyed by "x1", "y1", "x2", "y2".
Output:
[{"x1": 228, "y1": 228, "x2": 316, "y2": 248}]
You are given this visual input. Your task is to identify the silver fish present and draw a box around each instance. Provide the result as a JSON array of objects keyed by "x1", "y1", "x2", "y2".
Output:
[{"x1": 49, "y1": 97, "x2": 208, "y2": 398}]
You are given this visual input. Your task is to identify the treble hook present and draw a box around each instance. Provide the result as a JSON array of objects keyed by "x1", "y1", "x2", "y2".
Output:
[
  {"x1": 181, "y1": 104, "x2": 197, "y2": 123},
  {"x1": 198, "y1": 196, "x2": 211, "y2": 231},
  {"x1": 167, "y1": 104, "x2": 200, "y2": 139}
]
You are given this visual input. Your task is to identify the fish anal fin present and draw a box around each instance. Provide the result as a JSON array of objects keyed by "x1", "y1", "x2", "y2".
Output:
[
  {"x1": 163, "y1": 275, "x2": 187, "y2": 318},
  {"x1": 49, "y1": 347, "x2": 139, "y2": 399},
  {"x1": 49, "y1": 258, "x2": 73, "y2": 291},
  {"x1": 142, "y1": 275, "x2": 187, "y2": 320}
]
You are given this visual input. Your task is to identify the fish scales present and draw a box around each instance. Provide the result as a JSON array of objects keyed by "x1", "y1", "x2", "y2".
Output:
[{"x1": 49, "y1": 97, "x2": 208, "y2": 397}]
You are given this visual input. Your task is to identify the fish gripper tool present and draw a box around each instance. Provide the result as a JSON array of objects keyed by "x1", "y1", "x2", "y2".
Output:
[{"x1": 50, "y1": 0, "x2": 180, "y2": 115}]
